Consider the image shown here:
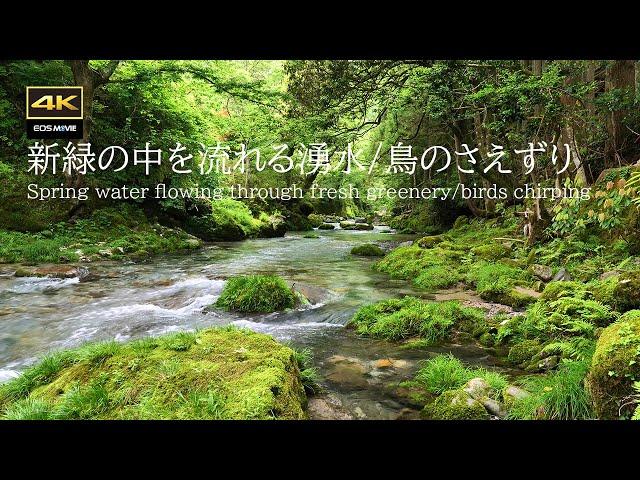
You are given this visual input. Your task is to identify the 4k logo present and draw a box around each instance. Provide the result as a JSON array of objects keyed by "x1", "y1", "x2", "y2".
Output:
[
  {"x1": 26, "y1": 87, "x2": 84, "y2": 139},
  {"x1": 26, "y1": 86, "x2": 83, "y2": 120}
]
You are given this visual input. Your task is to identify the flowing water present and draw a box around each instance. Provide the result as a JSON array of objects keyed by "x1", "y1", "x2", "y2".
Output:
[{"x1": 0, "y1": 228, "x2": 513, "y2": 419}]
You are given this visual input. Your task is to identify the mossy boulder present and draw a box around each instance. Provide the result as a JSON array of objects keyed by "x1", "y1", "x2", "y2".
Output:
[
  {"x1": 0, "y1": 327, "x2": 307, "y2": 419},
  {"x1": 612, "y1": 271, "x2": 640, "y2": 312},
  {"x1": 529, "y1": 264, "x2": 553, "y2": 282},
  {"x1": 507, "y1": 339, "x2": 543, "y2": 366},
  {"x1": 307, "y1": 214, "x2": 325, "y2": 228},
  {"x1": 214, "y1": 275, "x2": 297, "y2": 313},
  {"x1": 339, "y1": 221, "x2": 357, "y2": 230},
  {"x1": 586, "y1": 310, "x2": 640, "y2": 419},
  {"x1": 318, "y1": 223, "x2": 335, "y2": 230},
  {"x1": 416, "y1": 235, "x2": 443, "y2": 249},
  {"x1": 354, "y1": 223, "x2": 374, "y2": 230},
  {"x1": 350, "y1": 297, "x2": 484, "y2": 343},
  {"x1": 350, "y1": 244, "x2": 384, "y2": 257},
  {"x1": 422, "y1": 389, "x2": 489, "y2": 420}
]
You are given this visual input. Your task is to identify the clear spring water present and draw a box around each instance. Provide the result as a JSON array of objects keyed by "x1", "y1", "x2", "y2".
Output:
[{"x1": 0, "y1": 228, "x2": 512, "y2": 419}]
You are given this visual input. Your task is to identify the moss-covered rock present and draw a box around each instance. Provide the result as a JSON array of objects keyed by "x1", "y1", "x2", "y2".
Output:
[
  {"x1": 0, "y1": 327, "x2": 307, "y2": 420},
  {"x1": 586, "y1": 310, "x2": 640, "y2": 419},
  {"x1": 416, "y1": 235, "x2": 443, "y2": 249},
  {"x1": 318, "y1": 223, "x2": 335, "y2": 230},
  {"x1": 350, "y1": 244, "x2": 384, "y2": 257},
  {"x1": 613, "y1": 271, "x2": 640, "y2": 312},
  {"x1": 214, "y1": 275, "x2": 297, "y2": 313},
  {"x1": 349, "y1": 297, "x2": 484, "y2": 344},
  {"x1": 422, "y1": 389, "x2": 490, "y2": 420},
  {"x1": 507, "y1": 339, "x2": 543, "y2": 366},
  {"x1": 307, "y1": 214, "x2": 325, "y2": 228}
]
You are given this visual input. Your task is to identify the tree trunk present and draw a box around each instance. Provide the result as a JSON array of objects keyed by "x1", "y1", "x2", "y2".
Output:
[{"x1": 604, "y1": 60, "x2": 636, "y2": 166}]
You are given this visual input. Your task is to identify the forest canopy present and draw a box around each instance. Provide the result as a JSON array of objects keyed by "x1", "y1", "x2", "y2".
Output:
[{"x1": 0, "y1": 59, "x2": 639, "y2": 240}]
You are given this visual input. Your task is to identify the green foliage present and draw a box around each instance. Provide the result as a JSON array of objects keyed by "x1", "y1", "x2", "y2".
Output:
[
  {"x1": 508, "y1": 359, "x2": 593, "y2": 420},
  {"x1": 415, "y1": 354, "x2": 508, "y2": 399},
  {"x1": 350, "y1": 244, "x2": 384, "y2": 256},
  {"x1": 214, "y1": 275, "x2": 297, "y2": 313},
  {"x1": 291, "y1": 347, "x2": 320, "y2": 394},
  {"x1": 415, "y1": 355, "x2": 470, "y2": 395},
  {"x1": 0, "y1": 327, "x2": 307, "y2": 420},
  {"x1": 209, "y1": 198, "x2": 264, "y2": 240},
  {"x1": 466, "y1": 261, "x2": 528, "y2": 297},
  {"x1": 307, "y1": 214, "x2": 324, "y2": 228}
]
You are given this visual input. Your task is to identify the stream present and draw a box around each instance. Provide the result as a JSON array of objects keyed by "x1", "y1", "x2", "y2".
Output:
[{"x1": 0, "y1": 228, "x2": 515, "y2": 419}]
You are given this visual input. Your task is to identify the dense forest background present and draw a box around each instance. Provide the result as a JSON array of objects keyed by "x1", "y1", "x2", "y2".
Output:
[{"x1": 1, "y1": 60, "x2": 639, "y2": 242}]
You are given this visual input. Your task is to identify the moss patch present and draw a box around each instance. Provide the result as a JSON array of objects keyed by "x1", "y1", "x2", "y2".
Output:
[
  {"x1": 214, "y1": 275, "x2": 297, "y2": 313},
  {"x1": 350, "y1": 244, "x2": 384, "y2": 256},
  {"x1": 0, "y1": 327, "x2": 307, "y2": 420},
  {"x1": 349, "y1": 296, "x2": 484, "y2": 343}
]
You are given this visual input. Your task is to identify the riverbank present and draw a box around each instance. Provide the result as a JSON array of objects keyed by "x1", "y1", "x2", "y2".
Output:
[
  {"x1": 347, "y1": 207, "x2": 640, "y2": 419},
  {"x1": 0, "y1": 205, "x2": 203, "y2": 265}
]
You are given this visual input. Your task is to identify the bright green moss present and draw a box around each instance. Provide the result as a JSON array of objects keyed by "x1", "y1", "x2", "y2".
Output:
[
  {"x1": 587, "y1": 310, "x2": 640, "y2": 419},
  {"x1": 349, "y1": 297, "x2": 484, "y2": 343},
  {"x1": 350, "y1": 244, "x2": 384, "y2": 256},
  {"x1": 0, "y1": 205, "x2": 201, "y2": 264},
  {"x1": 307, "y1": 214, "x2": 324, "y2": 228},
  {"x1": 541, "y1": 281, "x2": 588, "y2": 301},
  {"x1": 416, "y1": 235, "x2": 443, "y2": 249},
  {"x1": 0, "y1": 327, "x2": 307, "y2": 420},
  {"x1": 466, "y1": 261, "x2": 531, "y2": 306},
  {"x1": 507, "y1": 339, "x2": 543, "y2": 366},
  {"x1": 414, "y1": 265, "x2": 462, "y2": 290},
  {"x1": 214, "y1": 275, "x2": 297, "y2": 313},
  {"x1": 471, "y1": 243, "x2": 510, "y2": 260}
]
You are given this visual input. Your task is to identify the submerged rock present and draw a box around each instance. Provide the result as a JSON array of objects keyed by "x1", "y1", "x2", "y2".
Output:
[
  {"x1": 13, "y1": 265, "x2": 87, "y2": 279},
  {"x1": 307, "y1": 394, "x2": 354, "y2": 420},
  {"x1": 325, "y1": 355, "x2": 369, "y2": 390}
]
